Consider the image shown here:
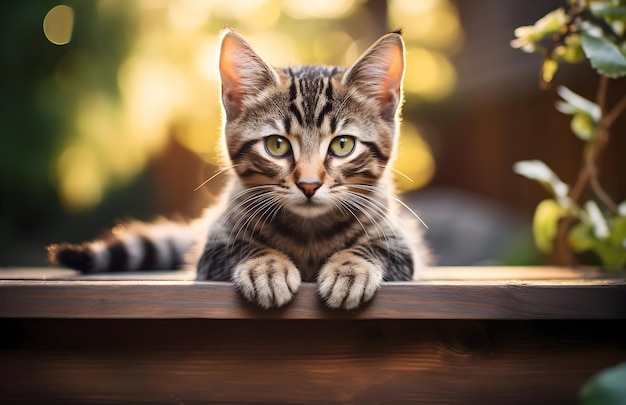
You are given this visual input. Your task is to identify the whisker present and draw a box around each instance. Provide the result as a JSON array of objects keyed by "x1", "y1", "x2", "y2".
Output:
[
  {"x1": 194, "y1": 164, "x2": 243, "y2": 191},
  {"x1": 228, "y1": 193, "x2": 274, "y2": 245},
  {"x1": 225, "y1": 193, "x2": 274, "y2": 262},
  {"x1": 249, "y1": 197, "x2": 282, "y2": 243},
  {"x1": 374, "y1": 163, "x2": 415, "y2": 184},
  {"x1": 230, "y1": 194, "x2": 280, "y2": 263},
  {"x1": 345, "y1": 189, "x2": 416, "y2": 268},
  {"x1": 338, "y1": 199, "x2": 372, "y2": 246},
  {"x1": 210, "y1": 186, "x2": 275, "y2": 247},
  {"x1": 344, "y1": 193, "x2": 394, "y2": 257},
  {"x1": 390, "y1": 167, "x2": 414, "y2": 183},
  {"x1": 346, "y1": 184, "x2": 428, "y2": 229},
  {"x1": 233, "y1": 195, "x2": 278, "y2": 244},
  {"x1": 346, "y1": 191, "x2": 396, "y2": 240},
  {"x1": 260, "y1": 199, "x2": 283, "y2": 235}
]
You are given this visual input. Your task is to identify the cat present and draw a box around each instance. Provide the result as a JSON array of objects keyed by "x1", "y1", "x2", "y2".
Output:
[{"x1": 48, "y1": 28, "x2": 432, "y2": 310}]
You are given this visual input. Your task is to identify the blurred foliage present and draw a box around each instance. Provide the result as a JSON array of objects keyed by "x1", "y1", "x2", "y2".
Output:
[
  {"x1": 0, "y1": 0, "x2": 462, "y2": 265},
  {"x1": 511, "y1": 0, "x2": 626, "y2": 83},
  {"x1": 580, "y1": 362, "x2": 626, "y2": 405},
  {"x1": 0, "y1": 1, "x2": 138, "y2": 265},
  {"x1": 512, "y1": 0, "x2": 626, "y2": 269}
]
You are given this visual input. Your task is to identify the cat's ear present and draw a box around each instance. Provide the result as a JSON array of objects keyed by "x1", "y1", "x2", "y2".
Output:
[
  {"x1": 342, "y1": 31, "x2": 405, "y2": 120},
  {"x1": 219, "y1": 29, "x2": 280, "y2": 120}
]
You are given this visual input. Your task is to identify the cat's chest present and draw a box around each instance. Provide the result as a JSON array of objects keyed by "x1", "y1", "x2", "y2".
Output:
[
  {"x1": 250, "y1": 214, "x2": 361, "y2": 280},
  {"x1": 280, "y1": 240, "x2": 339, "y2": 281}
]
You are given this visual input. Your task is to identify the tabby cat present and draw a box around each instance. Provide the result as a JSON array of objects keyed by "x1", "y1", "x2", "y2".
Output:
[{"x1": 48, "y1": 29, "x2": 431, "y2": 310}]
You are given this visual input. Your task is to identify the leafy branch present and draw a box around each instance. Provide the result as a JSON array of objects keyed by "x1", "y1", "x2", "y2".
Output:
[{"x1": 511, "y1": 0, "x2": 626, "y2": 269}]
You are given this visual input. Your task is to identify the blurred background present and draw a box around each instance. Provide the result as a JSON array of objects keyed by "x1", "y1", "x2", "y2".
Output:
[{"x1": 1, "y1": 0, "x2": 624, "y2": 269}]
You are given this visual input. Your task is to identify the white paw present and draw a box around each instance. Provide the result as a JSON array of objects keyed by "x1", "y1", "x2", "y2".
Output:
[
  {"x1": 233, "y1": 252, "x2": 301, "y2": 309},
  {"x1": 318, "y1": 251, "x2": 384, "y2": 310}
]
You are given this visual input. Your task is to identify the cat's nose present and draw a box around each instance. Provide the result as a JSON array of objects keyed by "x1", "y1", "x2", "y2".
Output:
[{"x1": 297, "y1": 182, "x2": 322, "y2": 199}]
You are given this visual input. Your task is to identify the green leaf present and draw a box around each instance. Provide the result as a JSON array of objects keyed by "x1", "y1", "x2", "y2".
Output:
[
  {"x1": 555, "y1": 86, "x2": 601, "y2": 140},
  {"x1": 555, "y1": 86, "x2": 602, "y2": 122},
  {"x1": 511, "y1": 8, "x2": 567, "y2": 53},
  {"x1": 580, "y1": 26, "x2": 626, "y2": 78},
  {"x1": 513, "y1": 160, "x2": 570, "y2": 205},
  {"x1": 533, "y1": 199, "x2": 566, "y2": 253},
  {"x1": 532, "y1": 8, "x2": 567, "y2": 37},
  {"x1": 554, "y1": 34, "x2": 586, "y2": 64},
  {"x1": 618, "y1": 201, "x2": 626, "y2": 216},
  {"x1": 568, "y1": 222, "x2": 594, "y2": 253},
  {"x1": 589, "y1": 2, "x2": 626, "y2": 20},
  {"x1": 586, "y1": 213, "x2": 626, "y2": 269},
  {"x1": 590, "y1": 239, "x2": 626, "y2": 269},
  {"x1": 609, "y1": 215, "x2": 626, "y2": 251},
  {"x1": 580, "y1": 362, "x2": 626, "y2": 405},
  {"x1": 585, "y1": 200, "x2": 610, "y2": 239},
  {"x1": 570, "y1": 112, "x2": 596, "y2": 140},
  {"x1": 569, "y1": 215, "x2": 626, "y2": 268}
]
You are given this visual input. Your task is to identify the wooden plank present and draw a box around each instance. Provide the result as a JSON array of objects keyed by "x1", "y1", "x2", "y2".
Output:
[
  {"x1": 1, "y1": 277, "x2": 625, "y2": 320},
  {"x1": 1, "y1": 318, "x2": 624, "y2": 404},
  {"x1": 2, "y1": 267, "x2": 625, "y2": 404},
  {"x1": 418, "y1": 265, "x2": 624, "y2": 280},
  {"x1": 0, "y1": 267, "x2": 196, "y2": 280},
  {"x1": 1, "y1": 266, "x2": 622, "y2": 280}
]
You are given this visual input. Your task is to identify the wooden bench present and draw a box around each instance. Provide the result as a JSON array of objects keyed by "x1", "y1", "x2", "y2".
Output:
[{"x1": 1, "y1": 266, "x2": 625, "y2": 404}]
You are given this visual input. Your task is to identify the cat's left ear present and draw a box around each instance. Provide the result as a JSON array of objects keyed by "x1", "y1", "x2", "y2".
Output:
[
  {"x1": 219, "y1": 29, "x2": 280, "y2": 120},
  {"x1": 342, "y1": 31, "x2": 405, "y2": 120}
]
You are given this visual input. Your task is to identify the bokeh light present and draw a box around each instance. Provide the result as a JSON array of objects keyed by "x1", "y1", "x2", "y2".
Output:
[
  {"x1": 388, "y1": 0, "x2": 461, "y2": 100},
  {"x1": 282, "y1": 0, "x2": 355, "y2": 19},
  {"x1": 404, "y1": 46, "x2": 457, "y2": 101},
  {"x1": 388, "y1": 0, "x2": 462, "y2": 50},
  {"x1": 57, "y1": 144, "x2": 104, "y2": 210},
  {"x1": 395, "y1": 123, "x2": 435, "y2": 192},
  {"x1": 43, "y1": 5, "x2": 74, "y2": 45}
]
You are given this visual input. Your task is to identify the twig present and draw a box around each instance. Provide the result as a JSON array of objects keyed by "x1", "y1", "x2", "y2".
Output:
[
  {"x1": 581, "y1": 78, "x2": 626, "y2": 213},
  {"x1": 589, "y1": 164, "x2": 618, "y2": 213},
  {"x1": 554, "y1": 75, "x2": 621, "y2": 265},
  {"x1": 596, "y1": 75, "x2": 609, "y2": 116},
  {"x1": 602, "y1": 94, "x2": 626, "y2": 129}
]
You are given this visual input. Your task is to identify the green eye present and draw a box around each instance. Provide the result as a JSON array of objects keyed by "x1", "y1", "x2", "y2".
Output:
[
  {"x1": 264, "y1": 135, "x2": 292, "y2": 157},
  {"x1": 329, "y1": 135, "x2": 356, "y2": 157}
]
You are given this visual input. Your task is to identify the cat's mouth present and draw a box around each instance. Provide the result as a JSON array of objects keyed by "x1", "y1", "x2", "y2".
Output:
[{"x1": 288, "y1": 198, "x2": 333, "y2": 218}]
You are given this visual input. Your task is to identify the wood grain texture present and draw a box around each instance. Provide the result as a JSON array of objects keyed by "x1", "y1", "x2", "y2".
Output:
[
  {"x1": 0, "y1": 265, "x2": 620, "y2": 280},
  {"x1": 1, "y1": 275, "x2": 625, "y2": 319},
  {"x1": 1, "y1": 319, "x2": 624, "y2": 404},
  {"x1": 1, "y1": 267, "x2": 625, "y2": 404}
]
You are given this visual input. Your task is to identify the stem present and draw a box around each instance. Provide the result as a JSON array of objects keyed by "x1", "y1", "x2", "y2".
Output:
[
  {"x1": 603, "y1": 94, "x2": 626, "y2": 129},
  {"x1": 585, "y1": 80, "x2": 626, "y2": 213},
  {"x1": 596, "y1": 75, "x2": 609, "y2": 116},
  {"x1": 589, "y1": 166, "x2": 618, "y2": 212},
  {"x1": 554, "y1": 75, "x2": 623, "y2": 265}
]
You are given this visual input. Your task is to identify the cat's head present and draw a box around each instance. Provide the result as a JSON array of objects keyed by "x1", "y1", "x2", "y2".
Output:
[{"x1": 218, "y1": 29, "x2": 405, "y2": 218}]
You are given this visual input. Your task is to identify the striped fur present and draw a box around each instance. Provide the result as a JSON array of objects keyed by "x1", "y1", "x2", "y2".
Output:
[{"x1": 48, "y1": 29, "x2": 432, "y2": 309}]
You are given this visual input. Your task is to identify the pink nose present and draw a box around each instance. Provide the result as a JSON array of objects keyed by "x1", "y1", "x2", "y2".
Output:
[{"x1": 297, "y1": 182, "x2": 322, "y2": 199}]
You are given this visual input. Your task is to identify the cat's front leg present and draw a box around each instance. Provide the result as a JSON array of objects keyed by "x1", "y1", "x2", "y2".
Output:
[
  {"x1": 317, "y1": 249, "x2": 385, "y2": 310},
  {"x1": 232, "y1": 249, "x2": 301, "y2": 309}
]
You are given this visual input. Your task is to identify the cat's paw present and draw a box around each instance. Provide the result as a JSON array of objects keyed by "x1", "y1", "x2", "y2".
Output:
[
  {"x1": 233, "y1": 252, "x2": 301, "y2": 309},
  {"x1": 318, "y1": 251, "x2": 384, "y2": 310}
]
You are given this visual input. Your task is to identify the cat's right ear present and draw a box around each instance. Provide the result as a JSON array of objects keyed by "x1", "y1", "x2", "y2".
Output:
[{"x1": 219, "y1": 29, "x2": 280, "y2": 120}]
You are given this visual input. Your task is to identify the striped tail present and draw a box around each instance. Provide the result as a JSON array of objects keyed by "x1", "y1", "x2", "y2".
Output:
[{"x1": 47, "y1": 219, "x2": 197, "y2": 273}]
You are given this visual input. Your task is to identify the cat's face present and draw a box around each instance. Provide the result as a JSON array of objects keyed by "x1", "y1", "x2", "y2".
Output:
[{"x1": 218, "y1": 30, "x2": 405, "y2": 218}]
